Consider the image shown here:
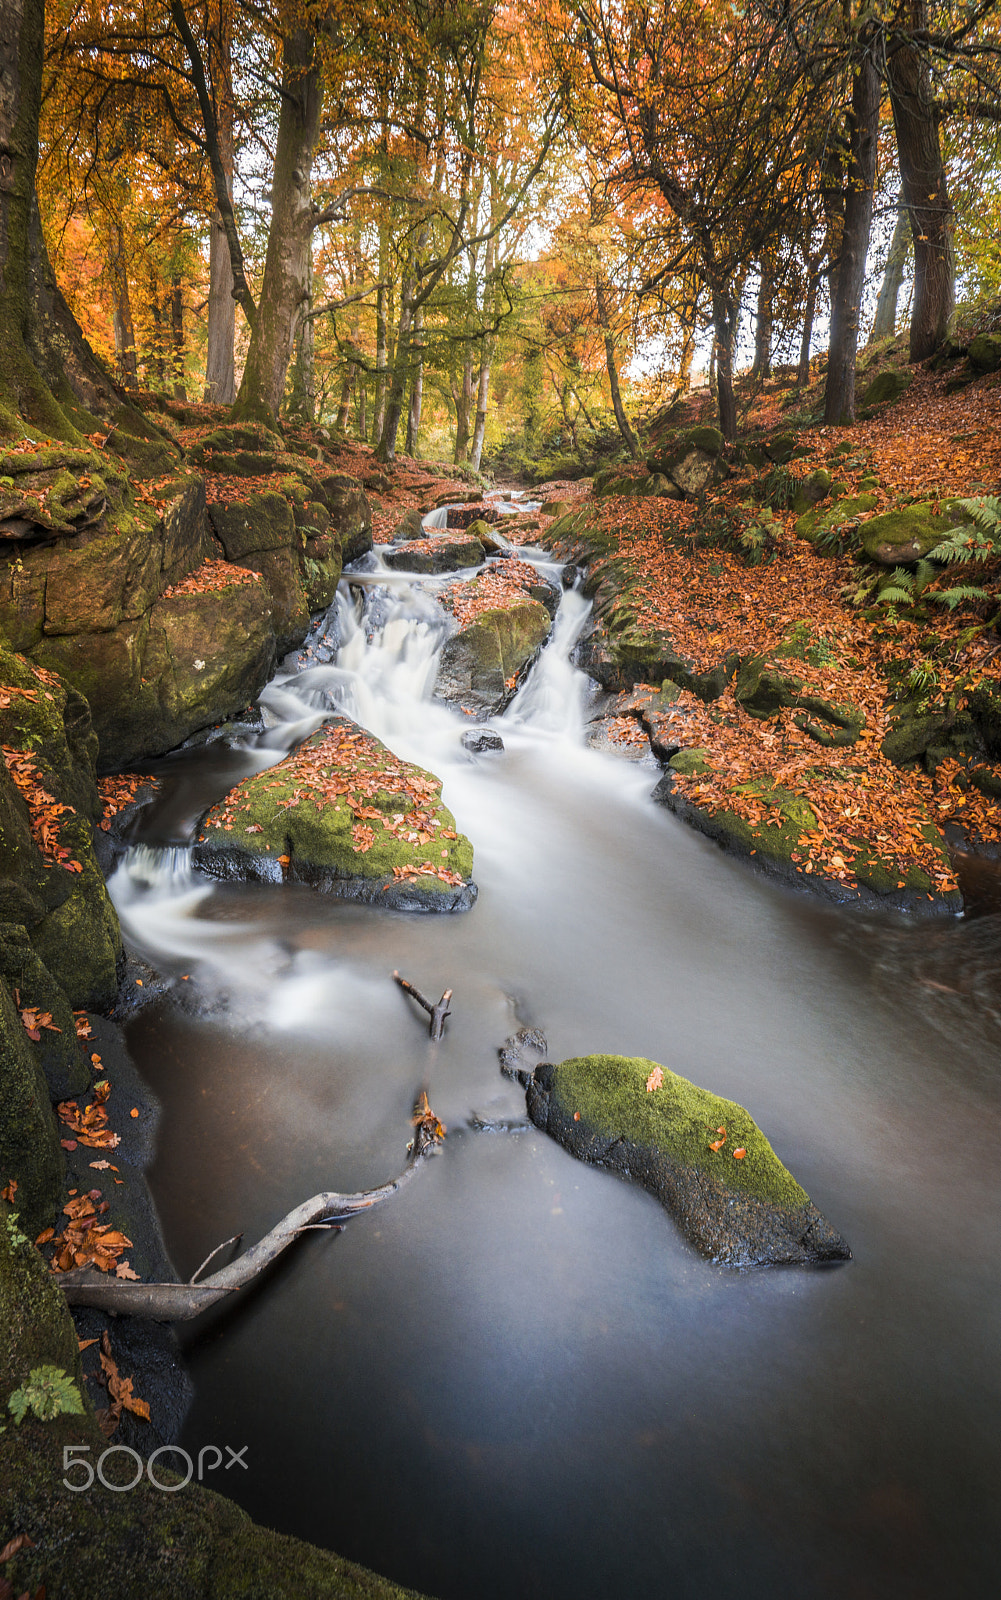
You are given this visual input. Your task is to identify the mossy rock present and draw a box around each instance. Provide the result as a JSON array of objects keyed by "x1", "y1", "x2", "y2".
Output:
[
  {"x1": 859, "y1": 369, "x2": 913, "y2": 408},
  {"x1": 207, "y1": 490, "x2": 295, "y2": 563},
  {"x1": 668, "y1": 747, "x2": 711, "y2": 776},
  {"x1": 880, "y1": 706, "x2": 977, "y2": 770},
  {"x1": 316, "y1": 473, "x2": 372, "y2": 566},
  {"x1": 187, "y1": 421, "x2": 285, "y2": 472},
  {"x1": 763, "y1": 433, "x2": 797, "y2": 464},
  {"x1": 0, "y1": 927, "x2": 88, "y2": 1100},
  {"x1": 0, "y1": 1223, "x2": 431, "y2": 1599},
  {"x1": 436, "y1": 599, "x2": 551, "y2": 713},
  {"x1": 859, "y1": 499, "x2": 971, "y2": 565},
  {"x1": 526, "y1": 1054, "x2": 851, "y2": 1267},
  {"x1": 0, "y1": 980, "x2": 63, "y2": 1238},
  {"x1": 970, "y1": 764, "x2": 1001, "y2": 800},
  {"x1": 0, "y1": 446, "x2": 132, "y2": 545},
  {"x1": 792, "y1": 468, "x2": 831, "y2": 514},
  {"x1": 968, "y1": 680, "x2": 1001, "y2": 757},
  {"x1": 0, "y1": 645, "x2": 121, "y2": 1007},
  {"x1": 383, "y1": 536, "x2": 485, "y2": 575},
  {"x1": 389, "y1": 508, "x2": 425, "y2": 543},
  {"x1": 968, "y1": 332, "x2": 1001, "y2": 374},
  {"x1": 795, "y1": 493, "x2": 879, "y2": 543},
  {"x1": 193, "y1": 718, "x2": 475, "y2": 912}
]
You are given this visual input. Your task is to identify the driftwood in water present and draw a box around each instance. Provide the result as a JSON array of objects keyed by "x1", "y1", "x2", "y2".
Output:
[
  {"x1": 56, "y1": 1099, "x2": 444, "y2": 1322},
  {"x1": 393, "y1": 970, "x2": 453, "y2": 1040}
]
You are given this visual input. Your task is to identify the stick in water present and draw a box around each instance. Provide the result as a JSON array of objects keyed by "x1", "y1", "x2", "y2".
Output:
[{"x1": 392, "y1": 970, "x2": 453, "y2": 1041}]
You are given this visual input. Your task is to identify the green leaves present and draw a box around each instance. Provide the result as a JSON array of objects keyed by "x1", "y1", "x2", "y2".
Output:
[{"x1": 7, "y1": 1366, "x2": 84, "y2": 1425}]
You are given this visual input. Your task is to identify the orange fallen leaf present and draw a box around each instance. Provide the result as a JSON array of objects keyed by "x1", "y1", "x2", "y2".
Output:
[
  {"x1": 733, "y1": 1148, "x2": 747, "y2": 1160},
  {"x1": 645, "y1": 1067, "x2": 664, "y2": 1092}
]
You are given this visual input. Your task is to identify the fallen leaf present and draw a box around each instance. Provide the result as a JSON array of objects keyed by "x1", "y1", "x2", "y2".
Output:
[
  {"x1": 733, "y1": 1147, "x2": 747, "y2": 1160},
  {"x1": 645, "y1": 1067, "x2": 664, "y2": 1092}
]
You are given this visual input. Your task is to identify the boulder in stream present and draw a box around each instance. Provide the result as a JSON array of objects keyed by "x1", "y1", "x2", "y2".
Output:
[
  {"x1": 193, "y1": 716, "x2": 476, "y2": 910},
  {"x1": 525, "y1": 1052, "x2": 851, "y2": 1268}
]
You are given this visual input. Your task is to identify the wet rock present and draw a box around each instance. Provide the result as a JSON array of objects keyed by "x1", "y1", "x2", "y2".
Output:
[
  {"x1": 0, "y1": 976, "x2": 63, "y2": 1239},
  {"x1": 390, "y1": 508, "x2": 425, "y2": 542},
  {"x1": 193, "y1": 716, "x2": 476, "y2": 912},
  {"x1": 461, "y1": 729, "x2": 505, "y2": 754},
  {"x1": 383, "y1": 535, "x2": 485, "y2": 573},
  {"x1": 499, "y1": 1026, "x2": 550, "y2": 1087},
  {"x1": 526, "y1": 1053, "x2": 851, "y2": 1267},
  {"x1": 435, "y1": 600, "x2": 551, "y2": 714}
]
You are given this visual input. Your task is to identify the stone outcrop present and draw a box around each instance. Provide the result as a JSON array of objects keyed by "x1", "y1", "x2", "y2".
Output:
[
  {"x1": 525, "y1": 1051, "x2": 851, "y2": 1268},
  {"x1": 435, "y1": 600, "x2": 551, "y2": 714}
]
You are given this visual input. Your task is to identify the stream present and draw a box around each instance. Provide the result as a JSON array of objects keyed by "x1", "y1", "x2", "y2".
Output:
[{"x1": 108, "y1": 515, "x2": 1001, "y2": 1599}]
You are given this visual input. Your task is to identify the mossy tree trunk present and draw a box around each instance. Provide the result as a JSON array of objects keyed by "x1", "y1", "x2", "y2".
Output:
[
  {"x1": 824, "y1": 47, "x2": 880, "y2": 426},
  {"x1": 888, "y1": 5, "x2": 955, "y2": 362},
  {"x1": 230, "y1": 26, "x2": 323, "y2": 427}
]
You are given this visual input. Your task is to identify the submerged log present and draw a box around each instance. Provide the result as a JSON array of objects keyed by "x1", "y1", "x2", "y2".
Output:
[{"x1": 56, "y1": 1098, "x2": 444, "y2": 1321}]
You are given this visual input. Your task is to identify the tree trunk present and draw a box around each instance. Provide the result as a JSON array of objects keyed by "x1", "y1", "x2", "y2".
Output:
[
  {"x1": 888, "y1": 11, "x2": 955, "y2": 361},
  {"x1": 286, "y1": 243, "x2": 315, "y2": 424},
  {"x1": 170, "y1": 277, "x2": 186, "y2": 400},
  {"x1": 147, "y1": 278, "x2": 168, "y2": 388},
  {"x1": 405, "y1": 306, "x2": 424, "y2": 455},
  {"x1": 752, "y1": 260, "x2": 773, "y2": 378},
  {"x1": 335, "y1": 365, "x2": 353, "y2": 433},
  {"x1": 231, "y1": 26, "x2": 323, "y2": 425},
  {"x1": 203, "y1": 5, "x2": 236, "y2": 404},
  {"x1": 710, "y1": 285, "x2": 738, "y2": 440},
  {"x1": 595, "y1": 278, "x2": 642, "y2": 460},
  {"x1": 469, "y1": 343, "x2": 492, "y2": 471},
  {"x1": 356, "y1": 367, "x2": 366, "y2": 439},
  {"x1": 797, "y1": 272, "x2": 819, "y2": 385},
  {"x1": 824, "y1": 50, "x2": 880, "y2": 425},
  {"x1": 870, "y1": 202, "x2": 910, "y2": 342},
  {"x1": 453, "y1": 355, "x2": 474, "y2": 462},
  {"x1": 109, "y1": 221, "x2": 138, "y2": 390}
]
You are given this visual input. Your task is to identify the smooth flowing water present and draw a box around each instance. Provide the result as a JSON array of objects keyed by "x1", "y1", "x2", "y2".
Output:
[{"x1": 112, "y1": 533, "x2": 1001, "y2": 1600}]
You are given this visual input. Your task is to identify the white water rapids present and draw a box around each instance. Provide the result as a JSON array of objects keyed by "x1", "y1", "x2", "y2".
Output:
[{"x1": 110, "y1": 527, "x2": 1001, "y2": 1600}]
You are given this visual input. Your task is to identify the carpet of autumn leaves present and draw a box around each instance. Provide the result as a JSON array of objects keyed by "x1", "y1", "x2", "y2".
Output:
[
  {"x1": 160, "y1": 557, "x2": 263, "y2": 600},
  {"x1": 558, "y1": 368, "x2": 1001, "y2": 900},
  {"x1": 438, "y1": 558, "x2": 544, "y2": 627}
]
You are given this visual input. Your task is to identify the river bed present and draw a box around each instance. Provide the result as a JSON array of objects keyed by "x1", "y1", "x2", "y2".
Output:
[{"x1": 112, "y1": 533, "x2": 1001, "y2": 1599}]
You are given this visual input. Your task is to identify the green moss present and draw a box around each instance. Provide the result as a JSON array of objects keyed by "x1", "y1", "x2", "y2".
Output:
[
  {"x1": 859, "y1": 369, "x2": 913, "y2": 408},
  {"x1": 795, "y1": 493, "x2": 879, "y2": 542},
  {"x1": 0, "y1": 980, "x2": 63, "y2": 1240},
  {"x1": 198, "y1": 725, "x2": 473, "y2": 893},
  {"x1": 546, "y1": 1055, "x2": 809, "y2": 1210},
  {"x1": 859, "y1": 499, "x2": 971, "y2": 564},
  {"x1": 668, "y1": 747, "x2": 710, "y2": 776}
]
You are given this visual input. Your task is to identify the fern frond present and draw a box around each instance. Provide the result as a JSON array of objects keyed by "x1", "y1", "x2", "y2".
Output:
[{"x1": 929, "y1": 585, "x2": 989, "y2": 610}]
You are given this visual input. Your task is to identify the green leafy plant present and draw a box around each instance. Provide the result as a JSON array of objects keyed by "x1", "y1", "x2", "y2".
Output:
[
  {"x1": 7, "y1": 1366, "x2": 84, "y2": 1425},
  {"x1": 4, "y1": 1209, "x2": 29, "y2": 1249}
]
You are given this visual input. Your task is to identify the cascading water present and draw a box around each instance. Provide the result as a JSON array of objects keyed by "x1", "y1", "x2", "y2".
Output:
[{"x1": 112, "y1": 530, "x2": 1001, "y2": 1600}]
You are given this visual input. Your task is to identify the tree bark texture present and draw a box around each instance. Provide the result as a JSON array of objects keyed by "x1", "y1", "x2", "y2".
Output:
[
  {"x1": 824, "y1": 51, "x2": 880, "y2": 425},
  {"x1": 888, "y1": 12, "x2": 955, "y2": 361},
  {"x1": 595, "y1": 278, "x2": 641, "y2": 460},
  {"x1": 203, "y1": 3, "x2": 236, "y2": 404},
  {"x1": 232, "y1": 26, "x2": 323, "y2": 424}
]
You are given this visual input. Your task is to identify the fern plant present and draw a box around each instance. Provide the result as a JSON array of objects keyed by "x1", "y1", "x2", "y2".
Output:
[{"x1": 7, "y1": 1366, "x2": 84, "y2": 1425}]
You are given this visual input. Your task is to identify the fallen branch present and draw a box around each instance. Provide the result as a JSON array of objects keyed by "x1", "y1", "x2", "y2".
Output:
[
  {"x1": 393, "y1": 970, "x2": 453, "y2": 1040},
  {"x1": 55, "y1": 1101, "x2": 444, "y2": 1322}
]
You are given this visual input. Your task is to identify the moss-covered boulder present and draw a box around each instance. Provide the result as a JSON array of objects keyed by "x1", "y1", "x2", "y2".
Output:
[
  {"x1": 34, "y1": 565, "x2": 277, "y2": 769},
  {"x1": 0, "y1": 1220, "x2": 431, "y2": 1599},
  {"x1": 859, "y1": 499, "x2": 972, "y2": 565},
  {"x1": 968, "y1": 679, "x2": 1001, "y2": 757},
  {"x1": 383, "y1": 535, "x2": 485, "y2": 574},
  {"x1": 526, "y1": 1053, "x2": 850, "y2": 1267},
  {"x1": 186, "y1": 420, "x2": 285, "y2": 475},
  {"x1": 318, "y1": 472, "x2": 373, "y2": 565},
  {"x1": 968, "y1": 332, "x2": 1001, "y2": 374},
  {"x1": 0, "y1": 645, "x2": 121, "y2": 1006},
  {"x1": 647, "y1": 427, "x2": 724, "y2": 498},
  {"x1": 435, "y1": 600, "x2": 551, "y2": 713},
  {"x1": 0, "y1": 444, "x2": 133, "y2": 545},
  {"x1": 193, "y1": 717, "x2": 475, "y2": 911},
  {"x1": 795, "y1": 492, "x2": 879, "y2": 544},
  {"x1": 0, "y1": 926, "x2": 89, "y2": 1100},
  {"x1": 859, "y1": 369, "x2": 913, "y2": 409},
  {"x1": 792, "y1": 468, "x2": 832, "y2": 514},
  {"x1": 735, "y1": 657, "x2": 864, "y2": 745}
]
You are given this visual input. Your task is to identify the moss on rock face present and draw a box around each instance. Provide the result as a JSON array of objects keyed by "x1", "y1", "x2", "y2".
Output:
[
  {"x1": 383, "y1": 535, "x2": 485, "y2": 574},
  {"x1": 436, "y1": 600, "x2": 551, "y2": 713},
  {"x1": 859, "y1": 369, "x2": 913, "y2": 409},
  {"x1": 193, "y1": 718, "x2": 475, "y2": 911},
  {"x1": 0, "y1": 644, "x2": 121, "y2": 1006},
  {"x1": 0, "y1": 1224, "x2": 432, "y2": 1600},
  {"x1": 795, "y1": 493, "x2": 879, "y2": 544},
  {"x1": 0, "y1": 979, "x2": 63, "y2": 1238},
  {"x1": 526, "y1": 1054, "x2": 850, "y2": 1267},
  {"x1": 859, "y1": 500, "x2": 971, "y2": 565}
]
